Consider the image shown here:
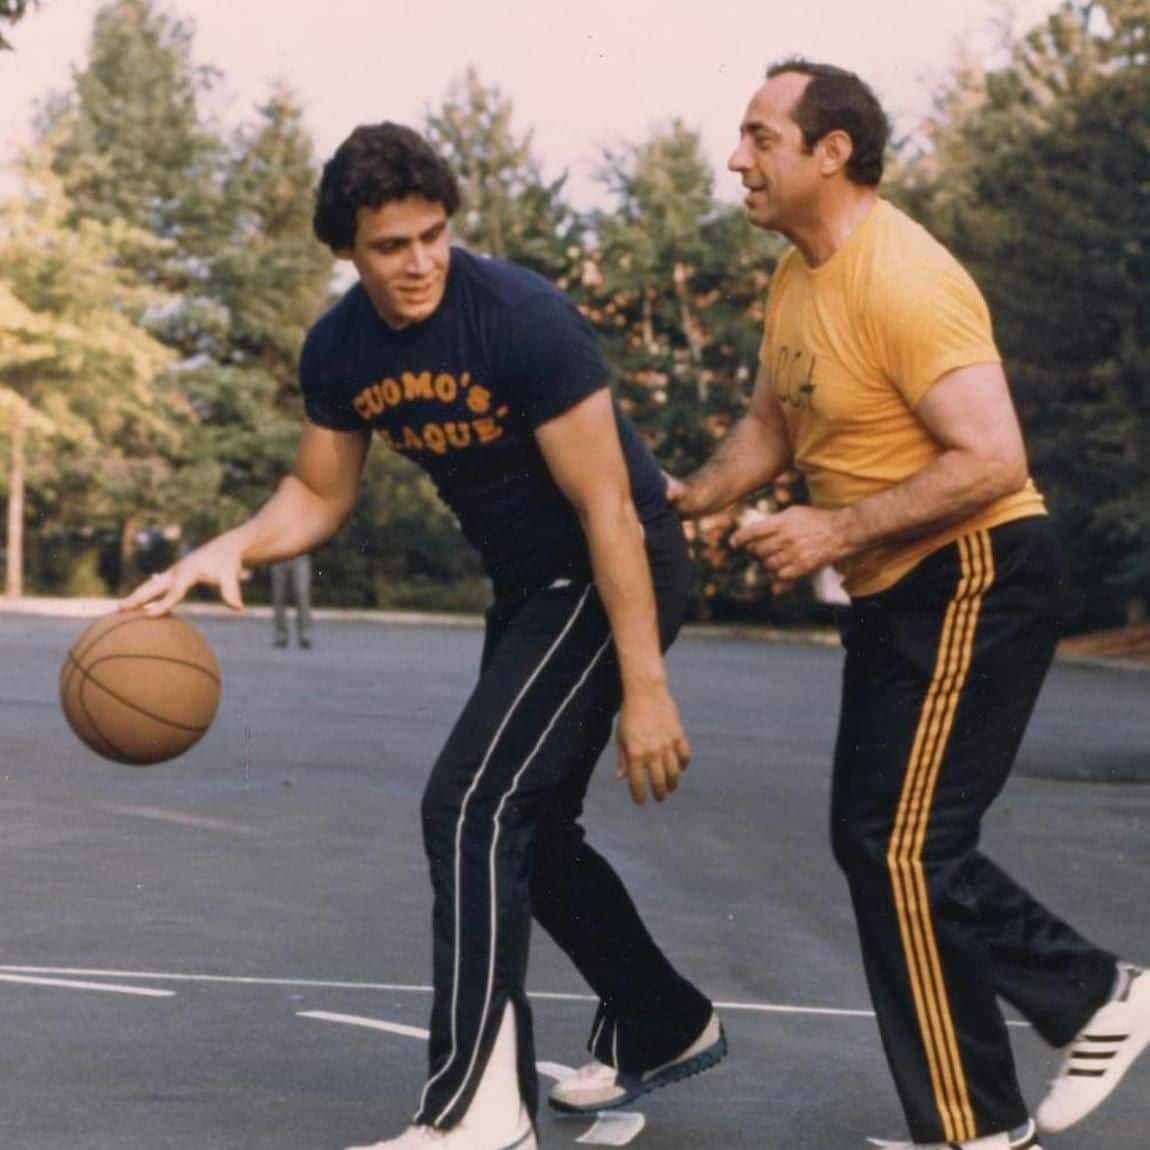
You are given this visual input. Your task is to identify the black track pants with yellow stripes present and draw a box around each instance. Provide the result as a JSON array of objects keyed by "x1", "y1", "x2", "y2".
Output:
[{"x1": 831, "y1": 517, "x2": 1117, "y2": 1143}]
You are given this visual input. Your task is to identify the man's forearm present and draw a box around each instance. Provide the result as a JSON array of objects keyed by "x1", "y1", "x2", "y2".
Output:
[
  {"x1": 227, "y1": 475, "x2": 356, "y2": 568},
  {"x1": 679, "y1": 413, "x2": 792, "y2": 517},
  {"x1": 578, "y1": 497, "x2": 667, "y2": 693},
  {"x1": 837, "y1": 448, "x2": 1028, "y2": 557}
]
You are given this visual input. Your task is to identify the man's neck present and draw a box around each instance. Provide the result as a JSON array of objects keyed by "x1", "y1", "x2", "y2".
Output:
[{"x1": 789, "y1": 186, "x2": 879, "y2": 268}]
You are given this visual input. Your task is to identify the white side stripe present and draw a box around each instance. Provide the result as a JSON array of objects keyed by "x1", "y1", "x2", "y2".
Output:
[
  {"x1": 438, "y1": 630, "x2": 612, "y2": 1122},
  {"x1": 419, "y1": 586, "x2": 595, "y2": 1116}
]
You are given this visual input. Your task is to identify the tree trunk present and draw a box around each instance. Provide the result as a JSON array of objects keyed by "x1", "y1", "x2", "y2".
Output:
[
  {"x1": 4, "y1": 398, "x2": 25, "y2": 598},
  {"x1": 119, "y1": 515, "x2": 140, "y2": 595},
  {"x1": 672, "y1": 262, "x2": 707, "y2": 403}
]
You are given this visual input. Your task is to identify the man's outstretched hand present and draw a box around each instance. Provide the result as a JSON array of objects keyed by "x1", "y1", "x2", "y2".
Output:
[{"x1": 119, "y1": 536, "x2": 248, "y2": 617}]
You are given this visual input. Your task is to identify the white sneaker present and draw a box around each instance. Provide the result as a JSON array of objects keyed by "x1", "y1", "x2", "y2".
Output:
[
  {"x1": 867, "y1": 1117, "x2": 1042, "y2": 1149},
  {"x1": 1036, "y1": 963, "x2": 1150, "y2": 1133},
  {"x1": 345, "y1": 1106, "x2": 536, "y2": 1149},
  {"x1": 548, "y1": 1010, "x2": 726, "y2": 1115},
  {"x1": 349, "y1": 1003, "x2": 536, "y2": 1149}
]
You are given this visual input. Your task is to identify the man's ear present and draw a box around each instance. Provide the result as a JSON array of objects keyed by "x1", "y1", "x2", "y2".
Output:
[{"x1": 818, "y1": 129, "x2": 854, "y2": 177}]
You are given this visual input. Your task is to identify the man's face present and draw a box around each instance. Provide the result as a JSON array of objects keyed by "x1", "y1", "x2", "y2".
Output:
[
  {"x1": 338, "y1": 196, "x2": 451, "y2": 328},
  {"x1": 728, "y1": 73, "x2": 822, "y2": 234}
]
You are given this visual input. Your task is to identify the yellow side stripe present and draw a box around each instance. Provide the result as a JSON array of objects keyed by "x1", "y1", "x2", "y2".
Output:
[
  {"x1": 910, "y1": 532, "x2": 993, "y2": 1140},
  {"x1": 913, "y1": 532, "x2": 986, "y2": 1142},
  {"x1": 887, "y1": 542, "x2": 971, "y2": 1140},
  {"x1": 886, "y1": 532, "x2": 994, "y2": 1142}
]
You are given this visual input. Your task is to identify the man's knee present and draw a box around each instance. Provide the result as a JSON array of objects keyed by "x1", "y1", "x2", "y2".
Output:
[
  {"x1": 421, "y1": 766, "x2": 467, "y2": 860},
  {"x1": 831, "y1": 809, "x2": 891, "y2": 879}
]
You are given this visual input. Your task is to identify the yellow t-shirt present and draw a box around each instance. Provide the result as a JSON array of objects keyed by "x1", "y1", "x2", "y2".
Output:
[{"x1": 760, "y1": 198, "x2": 1045, "y2": 597}]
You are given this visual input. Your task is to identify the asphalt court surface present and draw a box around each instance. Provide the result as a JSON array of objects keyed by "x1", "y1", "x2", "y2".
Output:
[{"x1": 1, "y1": 611, "x2": 1147, "y2": 1149}]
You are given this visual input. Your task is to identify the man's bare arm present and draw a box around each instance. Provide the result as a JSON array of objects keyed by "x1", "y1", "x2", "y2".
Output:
[
  {"x1": 121, "y1": 423, "x2": 371, "y2": 614},
  {"x1": 669, "y1": 364, "x2": 794, "y2": 516},
  {"x1": 536, "y1": 390, "x2": 690, "y2": 805},
  {"x1": 731, "y1": 362, "x2": 1030, "y2": 581}
]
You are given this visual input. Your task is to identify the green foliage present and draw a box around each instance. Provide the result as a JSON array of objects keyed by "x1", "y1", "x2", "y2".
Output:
[
  {"x1": 42, "y1": 0, "x2": 224, "y2": 273},
  {"x1": 34, "y1": 4, "x2": 336, "y2": 583},
  {"x1": 586, "y1": 121, "x2": 784, "y2": 617},
  {"x1": 0, "y1": 152, "x2": 181, "y2": 594},
  {"x1": 894, "y1": 0, "x2": 1150, "y2": 627},
  {"x1": 7, "y1": 5, "x2": 1148, "y2": 622},
  {"x1": 425, "y1": 67, "x2": 582, "y2": 283}
]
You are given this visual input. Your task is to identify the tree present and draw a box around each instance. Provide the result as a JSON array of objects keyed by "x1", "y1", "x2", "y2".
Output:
[
  {"x1": 893, "y1": 0, "x2": 1150, "y2": 628},
  {"x1": 587, "y1": 121, "x2": 782, "y2": 618},
  {"x1": 0, "y1": 155, "x2": 176, "y2": 596},
  {"x1": 425, "y1": 67, "x2": 580, "y2": 282},
  {"x1": 42, "y1": 0, "x2": 223, "y2": 277},
  {"x1": 188, "y1": 82, "x2": 335, "y2": 530}
]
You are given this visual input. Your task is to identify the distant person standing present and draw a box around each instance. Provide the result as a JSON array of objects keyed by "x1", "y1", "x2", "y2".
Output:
[
  {"x1": 271, "y1": 553, "x2": 313, "y2": 649},
  {"x1": 669, "y1": 57, "x2": 1148, "y2": 1150}
]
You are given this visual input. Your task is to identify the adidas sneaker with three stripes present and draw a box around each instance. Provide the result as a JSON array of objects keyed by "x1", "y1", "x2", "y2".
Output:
[{"x1": 1036, "y1": 963, "x2": 1150, "y2": 1133}]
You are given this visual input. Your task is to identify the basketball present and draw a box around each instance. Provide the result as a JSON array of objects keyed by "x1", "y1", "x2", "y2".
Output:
[{"x1": 59, "y1": 610, "x2": 222, "y2": 766}]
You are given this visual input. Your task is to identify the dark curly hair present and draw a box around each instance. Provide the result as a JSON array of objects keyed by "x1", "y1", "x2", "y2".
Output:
[
  {"x1": 766, "y1": 58, "x2": 890, "y2": 188},
  {"x1": 313, "y1": 123, "x2": 461, "y2": 251}
]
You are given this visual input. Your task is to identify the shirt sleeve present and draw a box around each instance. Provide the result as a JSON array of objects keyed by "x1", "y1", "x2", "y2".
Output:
[
  {"x1": 869, "y1": 247, "x2": 1001, "y2": 407},
  {"x1": 298, "y1": 325, "x2": 363, "y2": 432},
  {"x1": 500, "y1": 291, "x2": 610, "y2": 429}
]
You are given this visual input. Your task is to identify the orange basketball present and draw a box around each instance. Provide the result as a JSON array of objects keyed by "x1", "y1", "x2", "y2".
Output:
[{"x1": 59, "y1": 610, "x2": 222, "y2": 765}]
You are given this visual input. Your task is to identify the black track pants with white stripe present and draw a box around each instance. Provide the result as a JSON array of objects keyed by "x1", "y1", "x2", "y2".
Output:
[
  {"x1": 414, "y1": 511, "x2": 712, "y2": 1129},
  {"x1": 831, "y1": 517, "x2": 1117, "y2": 1144}
]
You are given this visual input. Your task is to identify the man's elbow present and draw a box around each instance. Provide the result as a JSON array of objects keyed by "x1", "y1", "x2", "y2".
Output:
[{"x1": 986, "y1": 450, "x2": 1030, "y2": 499}]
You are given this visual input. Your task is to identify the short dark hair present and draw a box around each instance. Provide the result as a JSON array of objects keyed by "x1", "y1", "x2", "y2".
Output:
[
  {"x1": 766, "y1": 58, "x2": 890, "y2": 187},
  {"x1": 313, "y1": 122, "x2": 461, "y2": 251}
]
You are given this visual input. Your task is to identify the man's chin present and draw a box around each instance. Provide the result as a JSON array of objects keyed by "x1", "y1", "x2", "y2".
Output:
[
  {"x1": 743, "y1": 204, "x2": 775, "y2": 230},
  {"x1": 393, "y1": 292, "x2": 445, "y2": 326}
]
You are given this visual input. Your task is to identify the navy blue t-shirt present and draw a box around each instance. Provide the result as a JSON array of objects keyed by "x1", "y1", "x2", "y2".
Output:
[{"x1": 299, "y1": 247, "x2": 669, "y2": 592}]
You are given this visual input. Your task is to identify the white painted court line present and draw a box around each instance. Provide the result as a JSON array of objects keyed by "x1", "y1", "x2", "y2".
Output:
[
  {"x1": 0, "y1": 967, "x2": 1030, "y2": 1026},
  {"x1": 299, "y1": 1011, "x2": 429, "y2": 1039},
  {"x1": 577, "y1": 1113, "x2": 646, "y2": 1146},
  {"x1": 0, "y1": 973, "x2": 174, "y2": 997},
  {"x1": 0, "y1": 966, "x2": 435, "y2": 993},
  {"x1": 95, "y1": 803, "x2": 263, "y2": 836}
]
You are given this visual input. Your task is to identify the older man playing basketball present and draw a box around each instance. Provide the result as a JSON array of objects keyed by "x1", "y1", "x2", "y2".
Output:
[{"x1": 669, "y1": 57, "x2": 1149, "y2": 1150}]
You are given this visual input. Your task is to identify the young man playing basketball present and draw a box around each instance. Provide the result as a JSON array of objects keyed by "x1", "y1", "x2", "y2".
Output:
[
  {"x1": 123, "y1": 122, "x2": 725, "y2": 1149},
  {"x1": 668, "y1": 58, "x2": 1149, "y2": 1150}
]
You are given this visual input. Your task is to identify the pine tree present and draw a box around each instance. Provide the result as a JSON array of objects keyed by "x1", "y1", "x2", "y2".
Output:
[
  {"x1": 43, "y1": 0, "x2": 224, "y2": 290},
  {"x1": 588, "y1": 121, "x2": 782, "y2": 619},
  {"x1": 425, "y1": 67, "x2": 580, "y2": 282},
  {"x1": 893, "y1": 0, "x2": 1150, "y2": 626}
]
